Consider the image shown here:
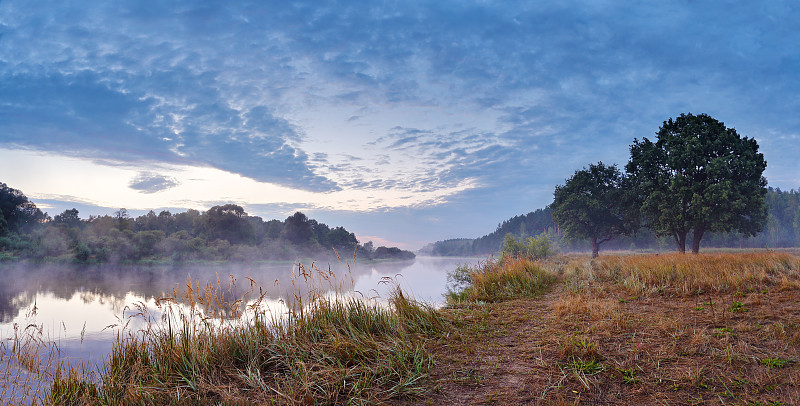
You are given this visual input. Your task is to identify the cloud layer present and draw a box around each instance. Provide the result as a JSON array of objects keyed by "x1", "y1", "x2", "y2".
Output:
[{"x1": 1, "y1": 0, "x2": 799, "y2": 245}]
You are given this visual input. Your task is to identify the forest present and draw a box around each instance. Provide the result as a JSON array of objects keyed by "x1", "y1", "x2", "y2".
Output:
[
  {"x1": 0, "y1": 182, "x2": 414, "y2": 263},
  {"x1": 423, "y1": 187, "x2": 800, "y2": 257}
]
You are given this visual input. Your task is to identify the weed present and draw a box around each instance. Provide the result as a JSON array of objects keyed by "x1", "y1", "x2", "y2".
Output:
[
  {"x1": 446, "y1": 257, "x2": 557, "y2": 303},
  {"x1": 570, "y1": 359, "x2": 606, "y2": 375},
  {"x1": 451, "y1": 368, "x2": 484, "y2": 386},
  {"x1": 618, "y1": 367, "x2": 638, "y2": 384},
  {"x1": 713, "y1": 327, "x2": 734, "y2": 337},
  {"x1": 730, "y1": 301, "x2": 747, "y2": 313},
  {"x1": 760, "y1": 357, "x2": 790, "y2": 368}
]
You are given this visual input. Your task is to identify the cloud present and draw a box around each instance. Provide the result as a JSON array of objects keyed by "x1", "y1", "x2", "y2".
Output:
[
  {"x1": 129, "y1": 172, "x2": 180, "y2": 194},
  {"x1": 2, "y1": 0, "x2": 800, "y2": 246}
]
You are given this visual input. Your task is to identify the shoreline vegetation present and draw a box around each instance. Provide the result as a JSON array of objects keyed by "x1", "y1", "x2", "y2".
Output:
[
  {"x1": 0, "y1": 182, "x2": 415, "y2": 263},
  {"x1": 3, "y1": 249, "x2": 798, "y2": 405}
]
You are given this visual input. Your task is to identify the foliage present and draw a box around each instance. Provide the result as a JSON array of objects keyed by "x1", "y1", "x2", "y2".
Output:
[
  {"x1": 0, "y1": 182, "x2": 46, "y2": 234},
  {"x1": 551, "y1": 162, "x2": 638, "y2": 257},
  {"x1": 626, "y1": 113, "x2": 768, "y2": 253},
  {"x1": 282, "y1": 211, "x2": 313, "y2": 245},
  {"x1": 501, "y1": 233, "x2": 554, "y2": 260},
  {"x1": 373, "y1": 246, "x2": 416, "y2": 260},
  {"x1": 424, "y1": 208, "x2": 556, "y2": 256},
  {"x1": 0, "y1": 181, "x2": 415, "y2": 263}
]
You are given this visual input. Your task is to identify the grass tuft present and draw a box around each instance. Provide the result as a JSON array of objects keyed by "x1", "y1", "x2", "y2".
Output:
[{"x1": 446, "y1": 257, "x2": 557, "y2": 303}]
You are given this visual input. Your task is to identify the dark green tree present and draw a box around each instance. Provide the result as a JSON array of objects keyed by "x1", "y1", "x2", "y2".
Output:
[
  {"x1": 626, "y1": 113, "x2": 768, "y2": 253},
  {"x1": 53, "y1": 208, "x2": 82, "y2": 228},
  {"x1": 327, "y1": 226, "x2": 359, "y2": 250},
  {"x1": 282, "y1": 212, "x2": 313, "y2": 245},
  {"x1": 0, "y1": 182, "x2": 46, "y2": 234},
  {"x1": 551, "y1": 162, "x2": 638, "y2": 258},
  {"x1": 197, "y1": 204, "x2": 255, "y2": 245}
]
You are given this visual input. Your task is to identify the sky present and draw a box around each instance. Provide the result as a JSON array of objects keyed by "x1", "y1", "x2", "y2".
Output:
[{"x1": 1, "y1": 1, "x2": 799, "y2": 249}]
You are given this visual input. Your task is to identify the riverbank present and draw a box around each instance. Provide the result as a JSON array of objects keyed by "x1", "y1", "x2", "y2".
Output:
[{"x1": 13, "y1": 252, "x2": 800, "y2": 405}]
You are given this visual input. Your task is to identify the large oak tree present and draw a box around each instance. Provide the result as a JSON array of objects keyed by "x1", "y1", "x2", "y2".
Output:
[{"x1": 626, "y1": 113, "x2": 767, "y2": 253}]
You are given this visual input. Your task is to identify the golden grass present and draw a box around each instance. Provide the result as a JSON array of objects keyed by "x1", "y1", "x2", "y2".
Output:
[{"x1": 593, "y1": 252, "x2": 800, "y2": 295}]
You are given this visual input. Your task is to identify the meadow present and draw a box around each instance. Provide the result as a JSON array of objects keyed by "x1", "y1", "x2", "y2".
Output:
[
  {"x1": 2, "y1": 251, "x2": 799, "y2": 405},
  {"x1": 423, "y1": 251, "x2": 800, "y2": 405}
]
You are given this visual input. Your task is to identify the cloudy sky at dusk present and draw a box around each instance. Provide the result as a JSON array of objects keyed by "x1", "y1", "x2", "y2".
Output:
[{"x1": 1, "y1": 1, "x2": 798, "y2": 248}]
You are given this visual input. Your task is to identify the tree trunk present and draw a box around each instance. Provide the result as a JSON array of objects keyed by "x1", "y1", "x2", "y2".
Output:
[
  {"x1": 674, "y1": 231, "x2": 687, "y2": 254},
  {"x1": 591, "y1": 237, "x2": 599, "y2": 258},
  {"x1": 691, "y1": 227, "x2": 705, "y2": 254}
]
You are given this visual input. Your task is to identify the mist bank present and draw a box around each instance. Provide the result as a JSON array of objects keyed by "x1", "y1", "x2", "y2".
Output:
[
  {"x1": 422, "y1": 187, "x2": 800, "y2": 256},
  {"x1": 0, "y1": 182, "x2": 414, "y2": 263}
]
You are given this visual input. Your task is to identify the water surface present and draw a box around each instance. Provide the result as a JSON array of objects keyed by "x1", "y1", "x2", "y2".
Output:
[{"x1": 0, "y1": 256, "x2": 480, "y2": 370}]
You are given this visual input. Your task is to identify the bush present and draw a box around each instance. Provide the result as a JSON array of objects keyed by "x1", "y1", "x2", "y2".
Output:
[{"x1": 502, "y1": 233, "x2": 554, "y2": 260}]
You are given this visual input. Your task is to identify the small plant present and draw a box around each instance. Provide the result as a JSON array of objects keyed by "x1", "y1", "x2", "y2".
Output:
[
  {"x1": 760, "y1": 357, "x2": 790, "y2": 368},
  {"x1": 618, "y1": 367, "x2": 638, "y2": 384},
  {"x1": 446, "y1": 257, "x2": 557, "y2": 303},
  {"x1": 713, "y1": 327, "x2": 735, "y2": 337},
  {"x1": 570, "y1": 359, "x2": 606, "y2": 375},
  {"x1": 693, "y1": 305, "x2": 705, "y2": 311},
  {"x1": 451, "y1": 368, "x2": 484, "y2": 386},
  {"x1": 730, "y1": 301, "x2": 747, "y2": 313}
]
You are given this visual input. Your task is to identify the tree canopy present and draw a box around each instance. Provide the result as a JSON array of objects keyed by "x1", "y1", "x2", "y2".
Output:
[
  {"x1": 551, "y1": 162, "x2": 638, "y2": 258},
  {"x1": 0, "y1": 181, "x2": 415, "y2": 262},
  {"x1": 626, "y1": 113, "x2": 768, "y2": 253},
  {"x1": 0, "y1": 182, "x2": 46, "y2": 234}
]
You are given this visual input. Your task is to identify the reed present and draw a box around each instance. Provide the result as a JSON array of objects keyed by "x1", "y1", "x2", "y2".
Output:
[{"x1": 46, "y1": 263, "x2": 446, "y2": 405}]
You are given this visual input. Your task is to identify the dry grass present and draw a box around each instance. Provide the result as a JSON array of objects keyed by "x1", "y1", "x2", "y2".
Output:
[
  {"x1": 594, "y1": 252, "x2": 800, "y2": 295},
  {"x1": 0, "y1": 304, "x2": 63, "y2": 406},
  {"x1": 414, "y1": 251, "x2": 800, "y2": 405}
]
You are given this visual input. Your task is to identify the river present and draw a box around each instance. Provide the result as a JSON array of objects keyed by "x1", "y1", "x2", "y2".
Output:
[{"x1": 0, "y1": 256, "x2": 481, "y2": 390}]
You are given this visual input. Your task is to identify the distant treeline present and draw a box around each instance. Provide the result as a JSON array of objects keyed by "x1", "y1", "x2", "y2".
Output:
[
  {"x1": 422, "y1": 187, "x2": 800, "y2": 256},
  {"x1": 0, "y1": 182, "x2": 414, "y2": 263}
]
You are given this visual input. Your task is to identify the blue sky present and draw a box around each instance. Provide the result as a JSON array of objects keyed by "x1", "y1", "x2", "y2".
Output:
[{"x1": 1, "y1": 1, "x2": 798, "y2": 249}]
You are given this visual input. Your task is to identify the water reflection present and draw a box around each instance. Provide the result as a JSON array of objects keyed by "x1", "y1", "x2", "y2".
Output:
[{"x1": 0, "y1": 256, "x2": 477, "y2": 345}]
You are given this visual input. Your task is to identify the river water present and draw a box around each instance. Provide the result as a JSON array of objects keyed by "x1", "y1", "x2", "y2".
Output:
[{"x1": 0, "y1": 256, "x2": 480, "y2": 380}]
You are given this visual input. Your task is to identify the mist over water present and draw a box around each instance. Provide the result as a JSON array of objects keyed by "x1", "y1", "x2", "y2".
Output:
[{"x1": 0, "y1": 256, "x2": 479, "y2": 369}]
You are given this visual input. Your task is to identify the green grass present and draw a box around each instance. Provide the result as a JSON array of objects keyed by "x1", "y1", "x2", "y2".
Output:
[{"x1": 760, "y1": 357, "x2": 791, "y2": 369}]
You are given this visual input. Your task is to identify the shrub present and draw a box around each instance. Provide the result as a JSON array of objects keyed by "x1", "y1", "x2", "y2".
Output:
[{"x1": 502, "y1": 233, "x2": 555, "y2": 260}]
